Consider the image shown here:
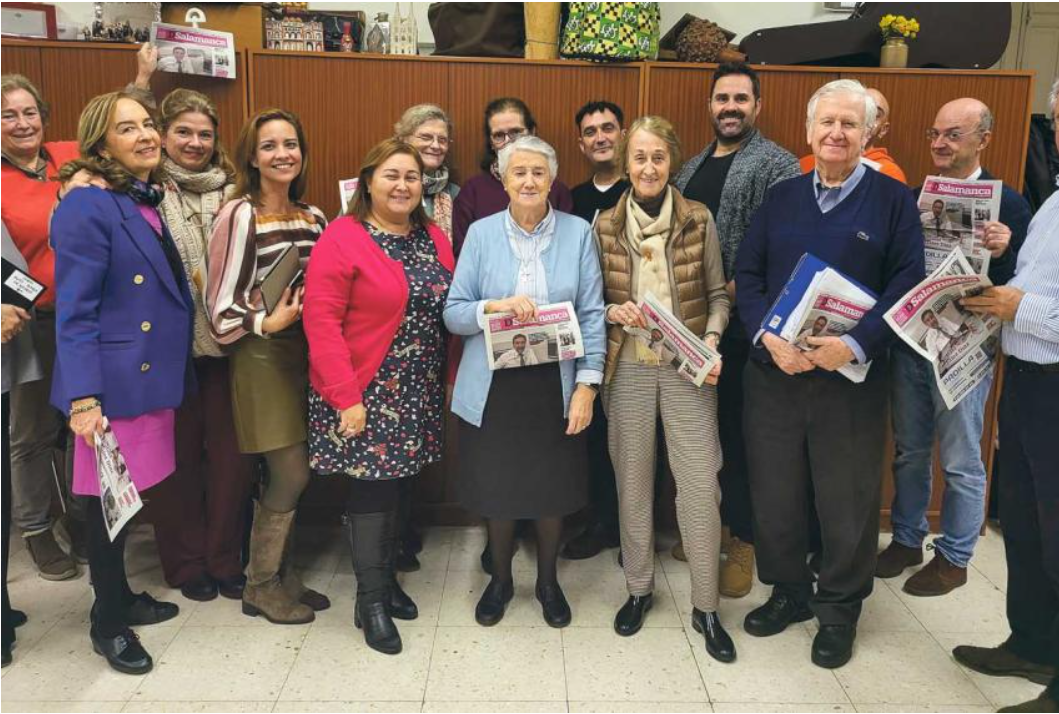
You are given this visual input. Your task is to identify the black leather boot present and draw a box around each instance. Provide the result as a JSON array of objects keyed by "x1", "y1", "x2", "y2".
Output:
[
  {"x1": 692, "y1": 609, "x2": 736, "y2": 663},
  {"x1": 346, "y1": 512, "x2": 402, "y2": 655},
  {"x1": 384, "y1": 509, "x2": 418, "y2": 621},
  {"x1": 614, "y1": 594, "x2": 653, "y2": 637}
]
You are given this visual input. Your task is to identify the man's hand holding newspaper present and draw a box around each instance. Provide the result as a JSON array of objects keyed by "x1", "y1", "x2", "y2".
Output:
[
  {"x1": 804, "y1": 335, "x2": 856, "y2": 372},
  {"x1": 762, "y1": 332, "x2": 815, "y2": 375}
]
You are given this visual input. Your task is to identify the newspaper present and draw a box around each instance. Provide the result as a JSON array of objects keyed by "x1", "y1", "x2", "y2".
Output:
[
  {"x1": 338, "y1": 177, "x2": 359, "y2": 214},
  {"x1": 150, "y1": 22, "x2": 237, "y2": 79},
  {"x1": 778, "y1": 267, "x2": 877, "y2": 383},
  {"x1": 885, "y1": 248, "x2": 1000, "y2": 409},
  {"x1": 485, "y1": 301, "x2": 584, "y2": 370},
  {"x1": 623, "y1": 292, "x2": 722, "y2": 387},
  {"x1": 918, "y1": 175, "x2": 1001, "y2": 276},
  {"x1": 94, "y1": 419, "x2": 143, "y2": 542}
]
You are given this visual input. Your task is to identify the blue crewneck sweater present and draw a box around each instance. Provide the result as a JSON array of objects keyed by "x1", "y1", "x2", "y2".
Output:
[{"x1": 736, "y1": 169, "x2": 926, "y2": 365}]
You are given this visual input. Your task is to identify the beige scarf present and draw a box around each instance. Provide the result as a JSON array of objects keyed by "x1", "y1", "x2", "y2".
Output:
[{"x1": 625, "y1": 187, "x2": 675, "y2": 364}]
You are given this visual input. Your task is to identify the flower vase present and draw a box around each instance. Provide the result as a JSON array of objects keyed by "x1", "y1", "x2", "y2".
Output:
[{"x1": 880, "y1": 37, "x2": 909, "y2": 68}]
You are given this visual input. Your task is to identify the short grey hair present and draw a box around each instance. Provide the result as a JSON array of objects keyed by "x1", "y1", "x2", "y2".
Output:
[
  {"x1": 497, "y1": 135, "x2": 558, "y2": 178},
  {"x1": 393, "y1": 103, "x2": 452, "y2": 140},
  {"x1": 806, "y1": 79, "x2": 878, "y2": 133},
  {"x1": 1050, "y1": 78, "x2": 1059, "y2": 116},
  {"x1": 977, "y1": 104, "x2": 995, "y2": 133}
]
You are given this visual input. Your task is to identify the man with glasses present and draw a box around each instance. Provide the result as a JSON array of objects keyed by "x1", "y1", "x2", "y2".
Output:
[
  {"x1": 673, "y1": 62, "x2": 800, "y2": 598},
  {"x1": 879, "y1": 98, "x2": 1033, "y2": 597}
]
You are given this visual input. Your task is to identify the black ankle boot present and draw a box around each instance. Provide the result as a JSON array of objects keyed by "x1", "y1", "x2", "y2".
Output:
[
  {"x1": 535, "y1": 582, "x2": 571, "y2": 628},
  {"x1": 346, "y1": 511, "x2": 402, "y2": 655},
  {"x1": 692, "y1": 609, "x2": 736, "y2": 663},
  {"x1": 614, "y1": 594, "x2": 653, "y2": 636}
]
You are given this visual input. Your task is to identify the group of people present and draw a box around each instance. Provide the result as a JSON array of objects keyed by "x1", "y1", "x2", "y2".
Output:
[{"x1": 1, "y1": 43, "x2": 1057, "y2": 712}]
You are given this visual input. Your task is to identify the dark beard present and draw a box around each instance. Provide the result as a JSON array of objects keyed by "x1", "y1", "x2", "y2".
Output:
[{"x1": 712, "y1": 112, "x2": 753, "y2": 146}]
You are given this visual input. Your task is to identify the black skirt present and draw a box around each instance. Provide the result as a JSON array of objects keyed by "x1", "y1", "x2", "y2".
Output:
[{"x1": 457, "y1": 363, "x2": 588, "y2": 520}]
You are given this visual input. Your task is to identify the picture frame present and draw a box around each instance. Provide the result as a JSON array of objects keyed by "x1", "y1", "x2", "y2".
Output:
[{"x1": 1, "y1": 2, "x2": 58, "y2": 40}]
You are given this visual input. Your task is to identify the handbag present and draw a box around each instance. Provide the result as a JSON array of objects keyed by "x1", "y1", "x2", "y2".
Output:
[
  {"x1": 559, "y1": 2, "x2": 660, "y2": 63},
  {"x1": 428, "y1": 3, "x2": 526, "y2": 58}
]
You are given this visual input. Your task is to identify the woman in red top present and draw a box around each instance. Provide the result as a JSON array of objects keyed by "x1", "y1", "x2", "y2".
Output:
[{"x1": 304, "y1": 139, "x2": 454, "y2": 655}]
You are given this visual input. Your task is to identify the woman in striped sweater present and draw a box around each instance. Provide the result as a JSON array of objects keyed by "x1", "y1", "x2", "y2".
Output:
[{"x1": 206, "y1": 108, "x2": 329, "y2": 625}]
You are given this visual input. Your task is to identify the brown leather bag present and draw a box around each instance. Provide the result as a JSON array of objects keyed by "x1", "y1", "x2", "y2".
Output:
[{"x1": 428, "y1": 3, "x2": 525, "y2": 58}]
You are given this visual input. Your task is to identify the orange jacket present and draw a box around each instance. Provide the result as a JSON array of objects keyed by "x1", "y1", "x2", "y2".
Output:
[{"x1": 799, "y1": 146, "x2": 908, "y2": 185}]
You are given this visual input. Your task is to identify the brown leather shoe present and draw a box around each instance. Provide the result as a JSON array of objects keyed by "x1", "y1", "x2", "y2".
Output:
[
  {"x1": 720, "y1": 537, "x2": 754, "y2": 598},
  {"x1": 902, "y1": 550, "x2": 966, "y2": 597},
  {"x1": 875, "y1": 540, "x2": 923, "y2": 578},
  {"x1": 953, "y1": 642, "x2": 1056, "y2": 685}
]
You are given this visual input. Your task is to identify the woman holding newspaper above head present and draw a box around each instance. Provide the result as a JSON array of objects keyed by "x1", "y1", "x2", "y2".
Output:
[
  {"x1": 206, "y1": 108, "x2": 330, "y2": 627},
  {"x1": 50, "y1": 90, "x2": 192, "y2": 675},
  {"x1": 444, "y1": 135, "x2": 606, "y2": 629},
  {"x1": 593, "y1": 116, "x2": 733, "y2": 663},
  {"x1": 303, "y1": 138, "x2": 455, "y2": 655}
]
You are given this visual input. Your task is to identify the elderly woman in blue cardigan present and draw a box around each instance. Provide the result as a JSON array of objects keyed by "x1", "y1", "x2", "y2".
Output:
[{"x1": 444, "y1": 135, "x2": 606, "y2": 629}]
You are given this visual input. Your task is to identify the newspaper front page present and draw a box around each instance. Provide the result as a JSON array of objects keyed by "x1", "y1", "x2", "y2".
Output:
[
  {"x1": 150, "y1": 22, "x2": 237, "y2": 79},
  {"x1": 485, "y1": 301, "x2": 584, "y2": 370},
  {"x1": 94, "y1": 420, "x2": 143, "y2": 542},
  {"x1": 622, "y1": 292, "x2": 721, "y2": 387},
  {"x1": 884, "y1": 249, "x2": 1000, "y2": 409},
  {"x1": 918, "y1": 175, "x2": 1002, "y2": 276},
  {"x1": 779, "y1": 267, "x2": 877, "y2": 383}
]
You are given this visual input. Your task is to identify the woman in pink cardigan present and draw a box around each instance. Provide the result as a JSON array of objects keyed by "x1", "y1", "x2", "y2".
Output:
[{"x1": 303, "y1": 139, "x2": 455, "y2": 656}]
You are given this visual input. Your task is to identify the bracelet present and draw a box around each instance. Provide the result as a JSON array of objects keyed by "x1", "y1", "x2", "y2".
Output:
[{"x1": 69, "y1": 399, "x2": 100, "y2": 416}]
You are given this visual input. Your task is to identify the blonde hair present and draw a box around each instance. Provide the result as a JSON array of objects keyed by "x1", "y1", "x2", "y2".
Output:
[
  {"x1": 394, "y1": 104, "x2": 452, "y2": 141},
  {"x1": 57, "y1": 90, "x2": 158, "y2": 193},
  {"x1": 618, "y1": 115, "x2": 683, "y2": 177},
  {"x1": 0, "y1": 74, "x2": 48, "y2": 124},
  {"x1": 159, "y1": 88, "x2": 234, "y2": 178}
]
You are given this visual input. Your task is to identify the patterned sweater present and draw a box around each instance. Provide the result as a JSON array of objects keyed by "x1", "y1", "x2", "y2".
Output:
[
  {"x1": 675, "y1": 129, "x2": 800, "y2": 280},
  {"x1": 206, "y1": 197, "x2": 327, "y2": 344}
]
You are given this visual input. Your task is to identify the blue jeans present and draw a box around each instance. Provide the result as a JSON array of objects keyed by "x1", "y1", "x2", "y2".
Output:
[{"x1": 890, "y1": 346, "x2": 992, "y2": 567}]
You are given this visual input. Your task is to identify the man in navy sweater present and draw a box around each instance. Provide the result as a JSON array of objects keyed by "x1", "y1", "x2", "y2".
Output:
[
  {"x1": 879, "y1": 98, "x2": 1033, "y2": 597},
  {"x1": 735, "y1": 79, "x2": 925, "y2": 669}
]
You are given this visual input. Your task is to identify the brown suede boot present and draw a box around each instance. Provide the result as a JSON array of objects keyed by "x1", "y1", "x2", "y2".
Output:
[
  {"x1": 902, "y1": 550, "x2": 967, "y2": 597},
  {"x1": 280, "y1": 525, "x2": 331, "y2": 612},
  {"x1": 720, "y1": 537, "x2": 754, "y2": 598},
  {"x1": 242, "y1": 503, "x2": 314, "y2": 625},
  {"x1": 875, "y1": 540, "x2": 923, "y2": 578}
]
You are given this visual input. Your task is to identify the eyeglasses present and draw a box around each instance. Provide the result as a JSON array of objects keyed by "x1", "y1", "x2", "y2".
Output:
[
  {"x1": 926, "y1": 128, "x2": 985, "y2": 143},
  {"x1": 490, "y1": 128, "x2": 527, "y2": 145},
  {"x1": 413, "y1": 132, "x2": 450, "y2": 148}
]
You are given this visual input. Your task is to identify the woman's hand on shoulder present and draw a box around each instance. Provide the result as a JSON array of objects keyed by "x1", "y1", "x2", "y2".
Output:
[{"x1": 59, "y1": 169, "x2": 110, "y2": 200}]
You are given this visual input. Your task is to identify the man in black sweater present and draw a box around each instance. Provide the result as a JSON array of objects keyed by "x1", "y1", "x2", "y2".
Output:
[{"x1": 563, "y1": 101, "x2": 629, "y2": 561}]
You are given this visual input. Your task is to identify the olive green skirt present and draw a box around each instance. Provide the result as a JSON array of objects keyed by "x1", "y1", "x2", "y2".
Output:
[{"x1": 229, "y1": 325, "x2": 308, "y2": 454}]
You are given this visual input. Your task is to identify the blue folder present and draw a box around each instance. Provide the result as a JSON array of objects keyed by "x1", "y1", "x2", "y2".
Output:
[{"x1": 760, "y1": 253, "x2": 877, "y2": 339}]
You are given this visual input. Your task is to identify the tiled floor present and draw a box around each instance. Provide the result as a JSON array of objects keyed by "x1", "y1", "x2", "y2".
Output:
[{"x1": 0, "y1": 524, "x2": 1044, "y2": 713}]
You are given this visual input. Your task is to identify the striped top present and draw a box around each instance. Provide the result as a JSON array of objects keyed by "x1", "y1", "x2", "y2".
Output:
[
  {"x1": 1002, "y1": 190, "x2": 1059, "y2": 364},
  {"x1": 206, "y1": 197, "x2": 327, "y2": 344}
]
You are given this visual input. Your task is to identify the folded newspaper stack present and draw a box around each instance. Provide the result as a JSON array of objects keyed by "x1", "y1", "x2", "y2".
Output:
[
  {"x1": 763, "y1": 254, "x2": 877, "y2": 383},
  {"x1": 623, "y1": 292, "x2": 721, "y2": 387},
  {"x1": 884, "y1": 248, "x2": 1000, "y2": 409}
]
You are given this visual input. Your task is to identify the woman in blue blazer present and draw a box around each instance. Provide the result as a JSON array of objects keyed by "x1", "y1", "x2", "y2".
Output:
[
  {"x1": 52, "y1": 90, "x2": 193, "y2": 676},
  {"x1": 444, "y1": 136, "x2": 606, "y2": 629}
]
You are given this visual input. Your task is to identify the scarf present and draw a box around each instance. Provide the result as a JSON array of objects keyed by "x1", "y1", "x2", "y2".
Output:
[
  {"x1": 128, "y1": 178, "x2": 165, "y2": 207},
  {"x1": 625, "y1": 187, "x2": 675, "y2": 363},
  {"x1": 423, "y1": 167, "x2": 454, "y2": 241},
  {"x1": 158, "y1": 157, "x2": 231, "y2": 358}
]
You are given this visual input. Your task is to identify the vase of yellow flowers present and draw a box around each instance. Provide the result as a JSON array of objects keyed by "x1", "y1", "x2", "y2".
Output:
[{"x1": 878, "y1": 14, "x2": 919, "y2": 68}]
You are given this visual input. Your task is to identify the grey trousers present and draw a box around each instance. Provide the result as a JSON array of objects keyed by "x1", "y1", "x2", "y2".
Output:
[
  {"x1": 605, "y1": 361, "x2": 723, "y2": 612},
  {"x1": 10, "y1": 312, "x2": 81, "y2": 535}
]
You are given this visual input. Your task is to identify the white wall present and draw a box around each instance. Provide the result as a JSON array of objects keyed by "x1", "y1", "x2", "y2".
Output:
[{"x1": 46, "y1": 2, "x2": 843, "y2": 47}]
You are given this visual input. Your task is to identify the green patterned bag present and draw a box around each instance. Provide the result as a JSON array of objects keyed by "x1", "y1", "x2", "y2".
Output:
[{"x1": 560, "y1": 2, "x2": 661, "y2": 62}]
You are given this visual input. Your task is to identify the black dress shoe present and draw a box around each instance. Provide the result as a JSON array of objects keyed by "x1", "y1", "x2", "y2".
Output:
[
  {"x1": 535, "y1": 583, "x2": 571, "y2": 628},
  {"x1": 475, "y1": 579, "x2": 514, "y2": 627},
  {"x1": 614, "y1": 594, "x2": 653, "y2": 636},
  {"x1": 389, "y1": 579, "x2": 419, "y2": 621},
  {"x1": 216, "y1": 574, "x2": 245, "y2": 600},
  {"x1": 180, "y1": 575, "x2": 218, "y2": 602},
  {"x1": 744, "y1": 593, "x2": 813, "y2": 637},
  {"x1": 812, "y1": 624, "x2": 856, "y2": 669},
  {"x1": 692, "y1": 609, "x2": 737, "y2": 663},
  {"x1": 562, "y1": 523, "x2": 620, "y2": 561},
  {"x1": 91, "y1": 627, "x2": 153, "y2": 675},
  {"x1": 11, "y1": 609, "x2": 27, "y2": 628},
  {"x1": 125, "y1": 593, "x2": 180, "y2": 626}
]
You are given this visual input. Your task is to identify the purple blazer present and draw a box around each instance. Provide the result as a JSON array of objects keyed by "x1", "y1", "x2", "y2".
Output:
[{"x1": 50, "y1": 187, "x2": 193, "y2": 419}]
